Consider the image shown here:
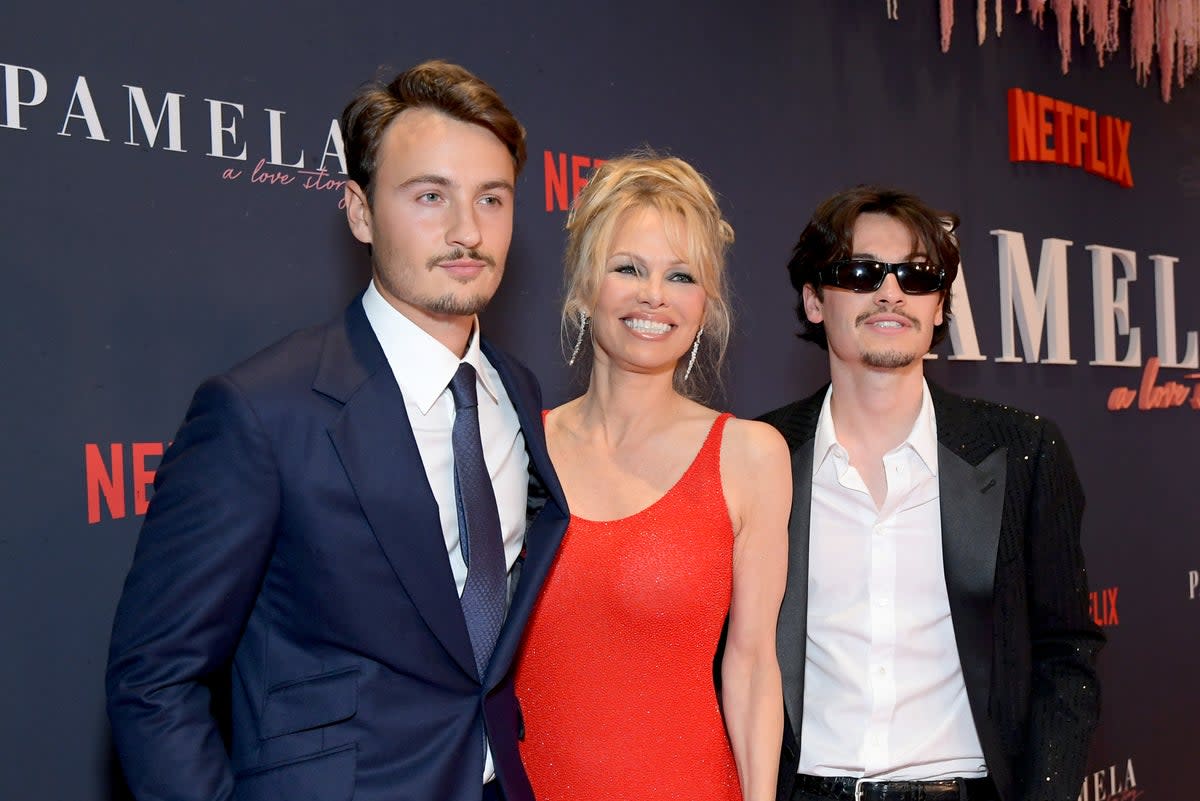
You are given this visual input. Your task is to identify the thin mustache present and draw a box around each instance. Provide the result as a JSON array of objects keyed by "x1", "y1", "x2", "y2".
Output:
[
  {"x1": 856, "y1": 306, "x2": 920, "y2": 328},
  {"x1": 427, "y1": 248, "x2": 495, "y2": 269}
]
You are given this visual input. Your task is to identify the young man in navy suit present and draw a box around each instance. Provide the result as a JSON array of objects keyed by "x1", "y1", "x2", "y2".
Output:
[
  {"x1": 106, "y1": 60, "x2": 568, "y2": 801},
  {"x1": 761, "y1": 187, "x2": 1103, "y2": 801}
]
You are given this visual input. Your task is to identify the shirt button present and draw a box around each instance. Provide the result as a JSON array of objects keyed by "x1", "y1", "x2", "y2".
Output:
[
  {"x1": 873, "y1": 524, "x2": 884, "y2": 536},
  {"x1": 876, "y1": 597, "x2": 890, "y2": 607}
]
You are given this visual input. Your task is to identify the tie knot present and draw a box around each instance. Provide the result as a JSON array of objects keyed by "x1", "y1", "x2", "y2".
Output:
[{"x1": 448, "y1": 362, "x2": 479, "y2": 410}]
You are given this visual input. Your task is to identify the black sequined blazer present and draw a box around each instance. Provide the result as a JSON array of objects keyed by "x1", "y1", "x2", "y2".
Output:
[{"x1": 759, "y1": 383, "x2": 1104, "y2": 801}]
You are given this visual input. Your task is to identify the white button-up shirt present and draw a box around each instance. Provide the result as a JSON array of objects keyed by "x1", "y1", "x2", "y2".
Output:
[
  {"x1": 798, "y1": 381, "x2": 987, "y2": 781},
  {"x1": 362, "y1": 281, "x2": 528, "y2": 783}
]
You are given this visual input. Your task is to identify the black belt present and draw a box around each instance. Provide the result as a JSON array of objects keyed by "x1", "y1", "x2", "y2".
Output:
[{"x1": 793, "y1": 773, "x2": 996, "y2": 801}]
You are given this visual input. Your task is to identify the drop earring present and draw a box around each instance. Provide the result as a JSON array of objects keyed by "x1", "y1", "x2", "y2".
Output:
[
  {"x1": 568, "y1": 311, "x2": 589, "y2": 366},
  {"x1": 683, "y1": 327, "x2": 703, "y2": 382}
]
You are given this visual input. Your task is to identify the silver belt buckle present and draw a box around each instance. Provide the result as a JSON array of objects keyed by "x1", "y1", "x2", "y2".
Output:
[{"x1": 854, "y1": 777, "x2": 873, "y2": 801}]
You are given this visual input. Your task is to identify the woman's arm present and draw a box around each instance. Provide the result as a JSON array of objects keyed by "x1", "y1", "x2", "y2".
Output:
[{"x1": 720, "y1": 418, "x2": 792, "y2": 801}]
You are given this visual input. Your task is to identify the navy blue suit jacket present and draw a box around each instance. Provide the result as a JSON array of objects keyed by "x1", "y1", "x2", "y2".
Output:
[{"x1": 106, "y1": 298, "x2": 569, "y2": 801}]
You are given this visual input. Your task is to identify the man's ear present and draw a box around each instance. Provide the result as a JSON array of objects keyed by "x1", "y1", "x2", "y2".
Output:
[
  {"x1": 344, "y1": 181, "x2": 373, "y2": 245},
  {"x1": 802, "y1": 283, "x2": 824, "y2": 324}
]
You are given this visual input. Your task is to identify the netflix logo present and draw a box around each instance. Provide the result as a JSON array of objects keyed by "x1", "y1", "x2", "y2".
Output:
[
  {"x1": 1088, "y1": 585, "x2": 1120, "y2": 627},
  {"x1": 1007, "y1": 88, "x2": 1133, "y2": 188},
  {"x1": 543, "y1": 150, "x2": 606, "y2": 212},
  {"x1": 84, "y1": 441, "x2": 167, "y2": 524}
]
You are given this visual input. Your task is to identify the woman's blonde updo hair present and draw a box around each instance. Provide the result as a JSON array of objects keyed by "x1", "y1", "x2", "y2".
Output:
[{"x1": 562, "y1": 151, "x2": 735, "y2": 399}]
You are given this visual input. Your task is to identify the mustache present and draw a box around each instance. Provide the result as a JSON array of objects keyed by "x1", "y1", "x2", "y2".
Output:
[
  {"x1": 855, "y1": 306, "x2": 921, "y2": 329},
  {"x1": 426, "y1": 248, "x2": 495, "y2": 270}
]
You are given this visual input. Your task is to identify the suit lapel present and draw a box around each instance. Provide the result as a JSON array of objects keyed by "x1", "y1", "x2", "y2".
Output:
[
  {"x1": 770, "y1": 385, "x2": 1007, "y2": 760},
  {"x1": 779, "y1": 442, "x2": 814, "y2": 746},
  {"x1": 762, "y1": 387, "x2": 826, "y2": 749},
  {"x1": 481, "y1": 341, "x2": 568, "y2": 686},
  {"x1": 316, "y1": 300, "x2": 477, "y2": 679},
  {"x1": 933, "y1": 388, "x2": 1005, "y2": 714}
]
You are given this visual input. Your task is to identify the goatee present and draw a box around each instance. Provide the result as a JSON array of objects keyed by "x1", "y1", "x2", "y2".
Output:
[
  {"x1": 426, "y1": 293, "x2": 492, "y2": 316},
  {"x1": 861, "y1": 349, "x2": 917, "y2": 369}
]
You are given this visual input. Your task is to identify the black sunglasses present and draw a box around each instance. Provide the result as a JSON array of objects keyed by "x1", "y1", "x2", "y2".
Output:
[{"x1": 819, "y1": 260, "x2": 945, "y2": 295}]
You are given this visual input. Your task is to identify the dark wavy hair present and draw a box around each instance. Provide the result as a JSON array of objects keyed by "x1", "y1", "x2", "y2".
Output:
[
  {"x1": 341, "y1": 60, "x2": 527, "y2": 203},
  {"x1": 787, "y1": 185, "x2": 960, "y2": 349}
]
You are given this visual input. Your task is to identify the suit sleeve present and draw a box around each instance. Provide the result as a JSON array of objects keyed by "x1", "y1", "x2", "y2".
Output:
[
  {"x1": 1019, "y1": 419, "x2": 1104, "y2": 801},
  {"x1": 105, "y1": 374, "x2": 282, "y2": 801}
]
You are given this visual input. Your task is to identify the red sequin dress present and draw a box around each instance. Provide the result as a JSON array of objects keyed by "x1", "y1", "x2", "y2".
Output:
[{"x1": 515, "y1": 413, "x2": 742, "y2": 801}]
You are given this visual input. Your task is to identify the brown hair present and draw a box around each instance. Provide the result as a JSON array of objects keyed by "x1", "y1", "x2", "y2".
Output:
[
  {"x1": 341, "y1": 60, "x2": 526, "y2": 201},
  {"x1": 787, "y1": 185, "x2": 960, "y2": 349}
]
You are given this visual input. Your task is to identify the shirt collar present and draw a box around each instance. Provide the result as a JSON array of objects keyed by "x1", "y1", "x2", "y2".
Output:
[
  {"x1": 812, "y1": 379, "x2": 939, "y2": 476},
  {"x1": 907, "y1": 380, "x2": 939, "y2": 476},
  {"x1": 361, "y1": 280, "x2": 500, "y2": 415},
  {"x1": 812, "y1": 385, "x2": 841, "y2": 474}
]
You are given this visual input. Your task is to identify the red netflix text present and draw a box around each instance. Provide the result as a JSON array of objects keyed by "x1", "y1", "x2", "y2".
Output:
[
  {"x1": 1088, "y1": 586, "x2": 1120, "y2": 627},
  {"x1": 544, "y1": 150, "x2": 606, "y2": 212},
  {"x1": 84, "y1": 441, "x2": 167, "y2": 524},
  {"x1": 1007, "y1": 88, "x2": 1133, "y2": 188}
]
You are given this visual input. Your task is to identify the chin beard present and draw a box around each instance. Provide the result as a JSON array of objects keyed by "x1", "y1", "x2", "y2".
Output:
[
  {"x1": 861, "y1": 349, "x2": 917, "y2": 369},
  {"x1": 425, "y1": 293, "x2": 492, "y2": 316}
]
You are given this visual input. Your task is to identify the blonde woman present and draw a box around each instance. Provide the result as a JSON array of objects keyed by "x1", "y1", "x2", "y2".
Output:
[{"x1": 515, "y1": 153, "x2": 790, "y2": 801}]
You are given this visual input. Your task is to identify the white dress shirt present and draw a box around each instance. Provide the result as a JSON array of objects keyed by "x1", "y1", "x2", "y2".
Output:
[
  {"x1": 362, "y1": 281, "x2": 529, "y2": 782},
  {"x1": 798, "y1": 381, "x2": 987, "y2": 781}
]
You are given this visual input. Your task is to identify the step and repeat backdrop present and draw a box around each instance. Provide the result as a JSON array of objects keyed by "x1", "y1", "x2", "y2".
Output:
[{"x1": 1, "y1": 2, "x2": 1196, "y2": 799}]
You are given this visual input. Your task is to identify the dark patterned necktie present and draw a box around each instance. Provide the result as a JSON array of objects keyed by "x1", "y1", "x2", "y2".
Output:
[{"x1": 448, "y1": 362, "x2": 506, "y2": 680}]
